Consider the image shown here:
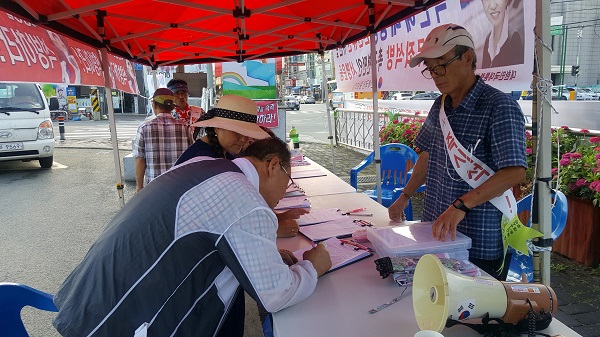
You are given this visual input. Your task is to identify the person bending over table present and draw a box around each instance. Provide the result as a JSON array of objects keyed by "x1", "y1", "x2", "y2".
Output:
[
  {"x1": 53, "y1": 137, "x2": 332, "y2": 337},
  {"x1": 175, "y1": 95, "x2": 269, "y2": 164},
  {"x1": 388, "y1": 24, "x2": 527, "y2": 281}
]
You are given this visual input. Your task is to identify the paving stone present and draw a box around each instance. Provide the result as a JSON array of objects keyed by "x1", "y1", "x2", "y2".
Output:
[
  {"x1": 554, "y1": 309, "x2": 584, "y2": 327},
  {"x1": 571, "y1": 324, "x2": 600, "y2": 337},
  {"x1": 574, "y1": 311, "x2": 600, "y2": 326},
  {"x1": 559, "y1": 303, "x2": 597, "y2": 315}
]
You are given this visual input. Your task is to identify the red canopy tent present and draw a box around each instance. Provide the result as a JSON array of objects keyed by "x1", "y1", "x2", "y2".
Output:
[
  {"x1": 1, "y1": 0, "x2": 442, "y2": 66},
  {"x1": 0, "y1": 0, "x2": 557, "y2": 286},
  {"x1": 0, "y1": 0, "x2": 443, "y2": 206}
]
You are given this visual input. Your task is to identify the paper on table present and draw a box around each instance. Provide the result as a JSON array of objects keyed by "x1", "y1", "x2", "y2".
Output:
[
  {"x1": 294, "y1": 237, "x2": 372, "y2": 273},
  {"x1": 291, "y1": 168, "x2": 326, "y2": 179},
  {"x1": 274, "y1": 196, "x2": 311, "y2": 210},
  {"x1": 291, "y1": 160, "x2": 311, "y2": 167},
  {"x1": 283, "y1": 190, "x2": 306, "y2": 198},
  {"x1": 300, "y1": 218, "x2": 365, "y2": 242},
  {"x1": 296, "y1": 208, "x2": 347, "y2": 226}
]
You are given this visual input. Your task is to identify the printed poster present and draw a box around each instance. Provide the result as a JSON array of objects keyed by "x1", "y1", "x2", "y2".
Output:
[
  {"x1": 256, "y1": 100, "x2": 278, "y2": 128},
  {"x1": 222, "y1": 59, "x2": 276, "y2": 99},
  {"x1": 333, "y1": 0, "x2": 534, "y2": 92}
]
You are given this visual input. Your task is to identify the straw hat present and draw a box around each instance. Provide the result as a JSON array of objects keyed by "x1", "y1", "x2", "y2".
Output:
[{"x1": 191, "y1": 95, "x2": 270, "y2": 140}]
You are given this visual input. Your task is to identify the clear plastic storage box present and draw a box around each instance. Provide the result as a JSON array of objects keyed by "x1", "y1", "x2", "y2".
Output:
[{"x1": 367, "y1": 222, "x2": 472, "y2": 258}]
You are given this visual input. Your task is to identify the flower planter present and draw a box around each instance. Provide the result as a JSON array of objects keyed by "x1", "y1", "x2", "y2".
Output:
[{"x1": 553, "y1": 196, "x2": 600, "y2": 267}]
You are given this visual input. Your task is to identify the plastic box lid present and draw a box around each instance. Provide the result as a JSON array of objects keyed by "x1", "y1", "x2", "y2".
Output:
[{"x1": 367, "y1": 222, "x2": 471, "y2": 257}]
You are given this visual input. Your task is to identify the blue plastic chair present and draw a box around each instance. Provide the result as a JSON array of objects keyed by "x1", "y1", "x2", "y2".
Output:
[
  {"x1": 0, "y1": 282, "x2": 58, "y2": 337},
  {"x1": 506, "y1": 191, "x2": 568, "y2": 282},
  {"x1": 350, "y1": 143, "x2": 425, "y2": 218}
]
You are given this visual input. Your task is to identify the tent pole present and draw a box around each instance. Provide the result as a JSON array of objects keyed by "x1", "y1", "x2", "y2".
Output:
[
  {"x1": 369, "y1": 32, "x2": 381, "y2": 204},
  {"x1": 206, "y1": 63, "x2": 215, "y2": 109},
  {"x1": 533, "y1": 0, "x2": 552, "y2": 286},
  {"x1": 101, "y1": 47, "x2": 125, "y2": 208},
  {"x1": 322, "y1": 54, "x2": 336, "y2": 174}
]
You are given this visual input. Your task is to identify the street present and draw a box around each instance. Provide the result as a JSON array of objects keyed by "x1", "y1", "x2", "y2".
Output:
[
  {"x1": 0, "y1": 147, "x2": 136, "y2": 337},
  {"x1": 283, "y1": 103, "x2": 334, "y2": 144}
]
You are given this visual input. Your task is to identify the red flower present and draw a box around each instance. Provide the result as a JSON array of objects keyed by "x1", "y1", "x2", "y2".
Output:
[
  {"x1": 393, "y1": 119, "x2": 399, "y2": 124},
  {"x1": 570, "y1": 152, "x2": 582, "y2": 159},
  {"x1": 590, "y1": 136, "x2": 600, "y2": 143}
]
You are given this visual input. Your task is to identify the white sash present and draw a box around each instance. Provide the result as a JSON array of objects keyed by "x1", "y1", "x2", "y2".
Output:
[{"x1": 438, "y1": 95, "x2": 517, "y2": 218}]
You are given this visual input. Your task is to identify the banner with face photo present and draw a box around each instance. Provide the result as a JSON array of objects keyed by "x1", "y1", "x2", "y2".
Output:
[{"x1": 333, "y1": 0, "x2": 534, "y2": 92}]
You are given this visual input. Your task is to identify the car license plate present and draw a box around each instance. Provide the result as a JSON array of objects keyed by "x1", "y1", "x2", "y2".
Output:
[{"x1": 0, "y1": 142, "x2": 24, "y2": 151}]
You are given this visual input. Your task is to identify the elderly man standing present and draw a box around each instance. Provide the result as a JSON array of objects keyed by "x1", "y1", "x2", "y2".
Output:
[
  {"x1": 133, "y1": 88, "x2": 191, "y2": 191},
  {"x1": 388, "y1": 24, "x2": 527, "y2": 280},
  {"x1": 167, "y1": 79, "x2": 205, "y2": 138}
]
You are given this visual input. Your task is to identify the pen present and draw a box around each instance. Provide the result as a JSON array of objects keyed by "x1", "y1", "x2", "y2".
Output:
[
  {"x1": 339, "y1": 239, "x2": 374, "y2": 252},
  {"x1": 342, "y1": 207, "x2": 369, "y2": 215},
  {"x1": 351, "y1": 213, "x2": 373, "y2": 217}
]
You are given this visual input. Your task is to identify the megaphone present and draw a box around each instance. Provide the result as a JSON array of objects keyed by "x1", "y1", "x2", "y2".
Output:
[{"x1": 413, "y1": 254, "x2": 557, "y2": 332}]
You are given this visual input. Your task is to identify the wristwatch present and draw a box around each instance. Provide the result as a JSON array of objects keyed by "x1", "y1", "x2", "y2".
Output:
[{"x1": 452, "y1": 197, "x2": 470, "y2": 214}]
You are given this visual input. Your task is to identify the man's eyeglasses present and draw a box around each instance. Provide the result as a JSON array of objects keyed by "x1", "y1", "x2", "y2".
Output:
[
  {"x1": 279, "y1": 163, "x2": 296, "y2": 188},
  {"x1": 421, "y1": 53, "x2": 463, "y2": 79}
]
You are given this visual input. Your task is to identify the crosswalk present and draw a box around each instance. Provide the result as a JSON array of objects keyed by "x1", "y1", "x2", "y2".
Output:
[
  {"x1": 285, "y1": 106, "x2": 328, "y2": 115},
  {"x1": 52, "y1": 119, "x2": 141, "y2": 142}
]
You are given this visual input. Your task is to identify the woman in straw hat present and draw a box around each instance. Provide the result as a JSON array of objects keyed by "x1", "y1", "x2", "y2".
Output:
[{"x1": 175, "y1": 95, "x2": 270, "y2": 165}]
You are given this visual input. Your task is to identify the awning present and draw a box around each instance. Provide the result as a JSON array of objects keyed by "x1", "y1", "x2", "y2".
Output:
[
  {"x1": 292, "y1": 86, "x2": 302, "y2": 90},
  {"x1": 0, "y1": 1, "x2": 444, "y2": 66}
]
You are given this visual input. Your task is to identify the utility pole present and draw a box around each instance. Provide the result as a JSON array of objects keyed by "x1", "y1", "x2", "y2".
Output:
[{"x1": 575, "y1": 27, "x2": 582, "y2": 87}]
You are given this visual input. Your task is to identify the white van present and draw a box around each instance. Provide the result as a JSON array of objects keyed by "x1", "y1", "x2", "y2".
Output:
[{"x1": 0, "y1": 82, "x2": 55, "y2": 168}]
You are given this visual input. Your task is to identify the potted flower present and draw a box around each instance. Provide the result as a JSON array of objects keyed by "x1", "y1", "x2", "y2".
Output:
[
  {"x1": 379, "y1": 113, "x2": 425, "y2": 152},
  {"x1": 547, "y1": 128, "x2": 600, "y2": 267}
]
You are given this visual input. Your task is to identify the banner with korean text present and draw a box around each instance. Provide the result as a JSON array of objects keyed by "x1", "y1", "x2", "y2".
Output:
[
  {"x1": 0, "y1": 9, "x2": 139, "y2": 94},
  {"x1": 333, "y1": 0, "x2": 534, "y2": 92},
  {"x1": 256, "y1": 100, "x2": 279, "y2": 128}
]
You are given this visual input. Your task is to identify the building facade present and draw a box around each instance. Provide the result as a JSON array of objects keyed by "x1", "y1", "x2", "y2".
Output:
[{"x1": 550, "y1": 0, "x2": 600, "y2": 87}]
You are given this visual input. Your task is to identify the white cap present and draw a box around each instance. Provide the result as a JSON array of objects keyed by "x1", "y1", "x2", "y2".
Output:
[{"x1": 409, "y1": 24, "x2": 474, "y2": 68}]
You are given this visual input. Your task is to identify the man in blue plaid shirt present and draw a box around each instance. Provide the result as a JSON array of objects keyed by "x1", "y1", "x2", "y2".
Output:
[
  {"x1": 388, "y1": 24, "x2": 527, "y2": 280},
  {"x1": 133, "y1": 88, "x2": 192, "y2": 192}
]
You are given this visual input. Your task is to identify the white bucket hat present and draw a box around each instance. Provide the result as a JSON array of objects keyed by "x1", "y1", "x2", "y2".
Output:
[
  {"x1": 409, "y1": 24, "x2": 475, "y2": 68},
  {"x1": 191, "y1": 95, "x2": 270, "y2": 140}
]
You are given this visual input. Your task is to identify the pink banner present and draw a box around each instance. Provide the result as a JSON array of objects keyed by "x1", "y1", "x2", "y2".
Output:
[
  {"x1": 256, "y1": 100, "x2": 278, "y2": 128},
  {"x1": 0, "y1": 9, "x2": 138, "y2": 94}
]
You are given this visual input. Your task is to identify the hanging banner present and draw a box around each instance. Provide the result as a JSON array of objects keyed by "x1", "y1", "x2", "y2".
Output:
[
  {"x1": 0, "y1": 9, "x2": 139, "y2": 94},
  {"x1": 333, "y1": 0, "x2": 534, "y2": 92}
]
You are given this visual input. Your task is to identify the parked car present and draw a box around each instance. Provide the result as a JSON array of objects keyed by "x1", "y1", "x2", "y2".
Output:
[
  {"x1": 578, "y1": 88, "x2": 599, "y2": 100},
  {"x1": 284, "y1": 95, "x2": 300, "y2": 110},
  {"x1": 303, "y1": 95, "x2": 316, "y2": 104},
  {"x1": 522, "y1": 88, "x2": 569, "y2": 101},
  {"x1": 562, "y1": 87, "x2": 595, "y2": 100},
  {"x1": 0, "y1": 82, "x2": 54, "y2": 168},
  {"x1": 392, "y1": 92, "x2": 413, "y2": 100},
  {"x1": 410, "y1": 92, "x2": 441, "y2": 100}
]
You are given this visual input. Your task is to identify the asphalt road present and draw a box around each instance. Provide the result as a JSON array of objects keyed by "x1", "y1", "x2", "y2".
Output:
[
  {"x1": 284, "y1": 102, "x2": 335, "y2": 144},
  {"x1": 0, "y1": 147, "x2": 137, "y2": 336}
]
